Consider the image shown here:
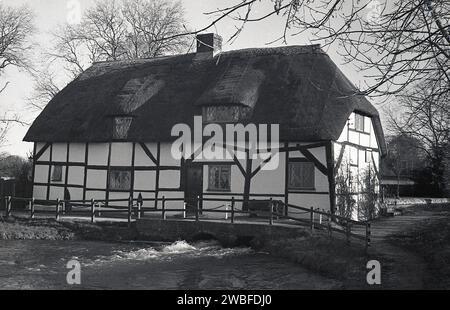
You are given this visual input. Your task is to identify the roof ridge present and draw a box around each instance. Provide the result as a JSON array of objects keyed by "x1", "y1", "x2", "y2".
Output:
[
  {"x1": 90, "y1": 44, "x2": 323, "y2": 66},
  {"x1": 90, "y1": 54, "x2": 189, "y2": 66},
  {"x1": 217, "y1": 44, "x2": 323, "y2": 58}
]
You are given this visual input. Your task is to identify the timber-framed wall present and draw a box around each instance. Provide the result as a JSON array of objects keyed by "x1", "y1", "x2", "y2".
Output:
[{"x1": 32, "y1": 140, "x2": 335, "y2": 214}]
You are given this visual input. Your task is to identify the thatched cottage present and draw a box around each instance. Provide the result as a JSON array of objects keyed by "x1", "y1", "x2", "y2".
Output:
[{"x1": 24, "y1": 33, "x2": 386, "y2": 220}]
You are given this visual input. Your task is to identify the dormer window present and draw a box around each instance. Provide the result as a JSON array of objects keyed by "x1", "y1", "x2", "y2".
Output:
[
  {"x1": 113, "y1": 116, "x2": 133, "y2": 140},
  {"x1": 355, "y1": 113, "x2": 365, "y2": 132},
  {"x1": 203, "y1": 106, "x2": 251, "y2": 123}
]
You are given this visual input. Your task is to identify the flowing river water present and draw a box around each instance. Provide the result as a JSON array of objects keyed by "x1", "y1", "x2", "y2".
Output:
[{"x1": 0, "y1": 240, "x2": 341, "y2": 290}]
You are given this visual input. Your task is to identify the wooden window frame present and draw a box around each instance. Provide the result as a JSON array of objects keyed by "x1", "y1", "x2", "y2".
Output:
[
  {"x1": 354, "y1": 113, "x2": 365, "y2": 132},
  {"x1": 207, "y1": 165, "x2": 232, "y2": 192},
  {"x1": 108, "y1": 168, "x2": 132, "y2": 191},
  {"x1": 288, "y1": 159, "x2": 316, "y2": 191},
  {"x1": 113, "y1": 116, "x2": 134, "y2": 140},
  {"x1": 51, "y1": 165, "x2": 63, "y2": 182},
  {"x1": 203, "y1": 106, "x2": 251, "y2": 124}
]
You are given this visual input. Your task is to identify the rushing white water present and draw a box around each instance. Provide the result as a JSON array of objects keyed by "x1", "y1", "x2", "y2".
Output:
[
  {"x1": 85, "y1": 240, "x2": 254, "y2": 266},
  {"x1": 0, "y1": 240, "x2": 341, "y2": 290}
]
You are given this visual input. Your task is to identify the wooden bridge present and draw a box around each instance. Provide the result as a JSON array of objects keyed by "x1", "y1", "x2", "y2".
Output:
[{"x1": 1, "y1": 196, "x2": 371, "y2": 249}]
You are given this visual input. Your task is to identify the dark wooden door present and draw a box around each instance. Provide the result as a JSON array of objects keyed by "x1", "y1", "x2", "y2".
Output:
[{"x1": 185, "y1": 163, "x2": 203, "y2": 212}]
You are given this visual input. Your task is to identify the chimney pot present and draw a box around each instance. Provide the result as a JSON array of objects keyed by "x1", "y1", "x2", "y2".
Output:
[{"x1": 196, "y1": 33, "x2": 222, "y2": 58}]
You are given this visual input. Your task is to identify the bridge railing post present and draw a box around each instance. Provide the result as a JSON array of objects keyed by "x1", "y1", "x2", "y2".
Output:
[
  {"x1": 327, "y1": 211, "x2": 332, "y2": 237},
  {"x1": 55, "y1": 199, "x2": 61, "y2": 221},
  {"x1": 269, "y1": 198, "x2": 273, "y2": 226},
  {"x1": 162, "y1": 196, "x2": 166, "y2": 220},
  {"x1": 30, "y1": 198, "x2": 35, "y2": 219},
  {"x1": 127, "y1": 197, "x2": 132, "y2": 226},
  {"x1": 5, "y1": 196, "x2": 11, "y2": 218},
  {"x1": 91, "y1": 199, "x2": 96, "y2": 223},
  {"x1": 97, "y1": 202, "x2": 101, "y2": 218},
  {"x1": 195, "y1": 196, "x2": 200, "y2": 222},
  {"x1": 183, "y1": 201, "x2": 187, "y2": 219},
  {"x1": 310, "y1": 207, "x2": 314, "y2": 232},
  {"x1": 366, "y1": 222, "x2": 371, "y2": 251},
  {"x1": 137, "y1": 194, "x2": 143, "y2": 219},
  {"x1": 231, "y1": 197, "x2": 235, "y2": 224},
  {"x1": 137, "y1": 201, "x2": 141, "y2": 220}
]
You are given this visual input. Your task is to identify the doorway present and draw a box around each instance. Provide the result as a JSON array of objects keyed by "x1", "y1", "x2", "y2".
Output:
[{"x1": 184, "y1": 162, "x2": 203, "y2": 213}]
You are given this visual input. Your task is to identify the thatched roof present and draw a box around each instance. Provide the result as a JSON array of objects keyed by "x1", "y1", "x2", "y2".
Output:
[{"x1": 24, "y1": 45, "x2": 387, "y2": 155}]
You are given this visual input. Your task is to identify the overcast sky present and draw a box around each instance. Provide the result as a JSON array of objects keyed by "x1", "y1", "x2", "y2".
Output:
[{"x1": 0, "y1": 0, "x2": 385, "y2": 157}]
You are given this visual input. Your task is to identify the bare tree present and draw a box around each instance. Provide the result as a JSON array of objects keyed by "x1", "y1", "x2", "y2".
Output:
[
  {"x1": 167, "y1": 0, "x2": 449, "y2": 100},
  {"x1": 51, "y1": 24, "x2": 94, "y2": 79},
  {"x1": 0, "y1": 3, "x2": 35, "y2": 146},
  {"x1": 387, "y1": 85, "x2": 449, "y2": 194},
  {"x1": 384, "y1": 134, "x2": 426, "y2": 197},
  {"x1": 444, "y1": 145, "x2": 450, "y2": 196},
  {"x1": 388, "y1": 86, "x2": 449, "y2": 158},
  {"x1": 0, "y1": 3, "x2": 35, "y2": 93},
  {"x1": 28, "y1": 67, "x2": 61, "y2": 111},
  {"x1": 122, "y1": 0, "x2": 189, "y2": 58},
  {"x1": 50, "y1": 0, "x2": 189, "y2": 78}
]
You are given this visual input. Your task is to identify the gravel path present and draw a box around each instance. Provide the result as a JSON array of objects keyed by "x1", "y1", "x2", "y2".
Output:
[{"x1": 359, "y1": 212, "x2": 446, "y2": 289}]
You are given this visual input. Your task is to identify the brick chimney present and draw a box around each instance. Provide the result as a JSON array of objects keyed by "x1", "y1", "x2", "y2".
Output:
[{"x1": 196, "y1": 33, "x2": 222, "y2": 58}]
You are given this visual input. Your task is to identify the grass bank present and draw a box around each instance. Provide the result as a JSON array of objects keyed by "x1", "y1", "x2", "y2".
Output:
[
  {"x1": 262, "y1": 234, "x2": 370, "y2": 289},
  {"x1": 2, "y1": 216, "x2": 372, "y2": 288},
  {"x1": 387, "y1": 204, "x2": 450, "y2": 289},
  {"x1": 0, "y1": 216, "x2": 138, "y2": 241}
]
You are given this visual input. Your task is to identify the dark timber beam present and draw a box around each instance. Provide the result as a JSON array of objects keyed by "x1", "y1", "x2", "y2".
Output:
[
  {"x1": 242, "y1": 151, "x2": 252, "y2": 211},
  {"x1": 154, "y1": 142, "x2": 161, "y2": 209},
  {"x1": 284, "y1": 142, "x2": 289, "y2": 216},
  {"x1": 279, "y1": 142, "x2": 328, "y2": 153},
  {"x1": 139, "y1": 143, "x2": 158, "y2": 165},
  {"x1": 298, "y1": 145, "x2": 329, "y2": 176},
  {"x1": 64, "y1": 143, "x2": 70, "y2": 196},
  {"x1": 326, "y1": 141, "x2": 337, "y2": 214},
  {"x1": 31, "y1": 143, "x2": 37, "y2": 195},
  {"x1": 46, "y1": 144, "x2": 53, "y2": 200},
  {"x1": 335, "y1": 141, "x2": 379, "y2": 153},
  {"x1": 83, "y1": 143, "x2": 89, "y2": 201},
  {"x1": 233, "y1": 156, "x2": 246, "y2": 177},
  {"x1": 371, "y1": 152, "x2": 381, "y2": 179},
  {"x1": 130, "y1": 142, "x2": 136, "y2": 201},
  {"x1": 35, "y1": 143, "x2": 51, "y2": 161},
  {"x1": 334, "y1": 144, "x2": 346, "y2": 175},
  {"x1": 105, "y1": 142, "x2": 112, "y2": 207},
  {"x1": 250, "y1": 154, "x2": 275, "y2": 179}
]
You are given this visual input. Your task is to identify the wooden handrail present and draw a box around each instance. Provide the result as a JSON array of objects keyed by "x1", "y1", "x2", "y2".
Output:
[
  {"x1": 278, "y1": 201, "x2": 368, "y2": 226},
  {"x1": 2, "y1": 195, "x2": 371, "y2": 250}
]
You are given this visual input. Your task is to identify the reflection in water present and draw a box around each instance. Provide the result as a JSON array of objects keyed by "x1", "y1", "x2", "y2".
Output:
[{"x1": 0, "y1": 240, "x2": 341, "y2": 290}]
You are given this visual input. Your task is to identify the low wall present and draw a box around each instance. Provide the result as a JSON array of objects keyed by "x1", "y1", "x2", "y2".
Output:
[
  {"x1": 136, "y1": 219, "x2": 310, "y2": 248},
  {"x1": 385, "y1": 197, "x2": 450, "y2": 206}
]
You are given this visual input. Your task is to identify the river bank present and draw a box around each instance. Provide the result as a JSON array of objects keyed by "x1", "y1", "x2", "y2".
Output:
[
  {"x1": 0, "y1": 239, "x2": 341, "y2": 289},
  {"x1": 2, "y1": 206, "x2": 449, "y2": 290},
  {"x1": 386, "y1": 204, "x2": 450, "y2": 289},
  {"x1": 0, "y1": 217, "x2": 138, "y2": 241},
  {"x1": 0, "y1": 215, "x2": 367, "y2": 288},
  {"x1": 262, "y1": 236, "x2": 369, "y2": 289}
]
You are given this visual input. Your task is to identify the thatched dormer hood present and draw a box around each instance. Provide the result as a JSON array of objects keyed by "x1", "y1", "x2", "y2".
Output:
[{"x1": 24, "y1": 44, "x2": 387, "y2": 155}]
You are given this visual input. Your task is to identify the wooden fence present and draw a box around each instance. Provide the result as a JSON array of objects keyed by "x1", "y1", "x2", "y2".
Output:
[{"x1": 2, "y1": 196, "x2": 371, "y2": 249}]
